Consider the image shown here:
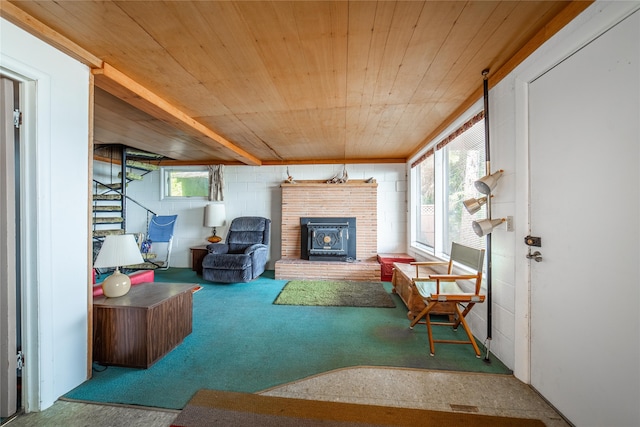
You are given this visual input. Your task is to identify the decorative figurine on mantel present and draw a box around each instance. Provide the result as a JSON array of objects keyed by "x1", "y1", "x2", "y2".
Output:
[
  {"x1": 327, "y1": 165, "x2": 349, "y2": 184},
  {"x1": 285, "y1": 166, "x2": 295, "y2": 183}
]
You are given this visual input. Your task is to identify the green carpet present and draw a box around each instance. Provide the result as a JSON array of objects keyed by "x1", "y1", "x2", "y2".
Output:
[
  {"x1": 273, "y1": 280, "x2": 395, "y2": 307},
  {"x1": 66, "y1": 268, "x2": 512, "y2": 410}
]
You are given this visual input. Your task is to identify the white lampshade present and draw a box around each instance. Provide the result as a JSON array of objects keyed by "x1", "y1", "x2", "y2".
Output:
[
  {"x1": 94, "y1": 234, "x2": 144, "y2": 269},
  {"x1": 94, "y1": 234, "x2": 145, "y2": 298},
  {"x1": 472, "y1": 218, "x2": 505, "y2": 237},
  {"x1": 204, "y1": 203, "x2": 226, "y2": 227},
  {"x1": 474, "y1": 170, "x2": 504, "y2": 195}
]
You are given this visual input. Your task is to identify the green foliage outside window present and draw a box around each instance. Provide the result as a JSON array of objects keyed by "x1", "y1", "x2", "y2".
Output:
[
  {"x1": 444, "y1": 121, "x2": 485, "y2": 250},
  {"x1": 414, "y1": 117, "x2": 486, "y2": 253},
  {"x1": 166, "y1": 170, "x2": 209, "y2": 197}
]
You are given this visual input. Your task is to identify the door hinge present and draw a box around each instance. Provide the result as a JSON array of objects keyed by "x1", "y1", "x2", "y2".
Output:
[
  {"x1": 13, "y1": 109, "x2": 22, "y2": 128},
  {"x1": 16, "y1": 350, "x2": 24, "y2": 371}
]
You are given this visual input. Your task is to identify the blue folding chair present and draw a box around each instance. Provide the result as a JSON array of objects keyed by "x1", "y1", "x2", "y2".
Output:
[{"x1": 146, "y1": 215, "x2": 177, "y2": 270}]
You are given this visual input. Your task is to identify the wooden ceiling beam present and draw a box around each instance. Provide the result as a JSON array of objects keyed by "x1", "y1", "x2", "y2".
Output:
[
  {"x1": 2, "y1": 2, "x2": 261, "y2": 166},
  {"x1": 0, "y1": 1, "x2": 103, "y2": 68},
  {"x1": 149, "y1": 158, "x2": 406, "y2": 167},
  {"x1": 92, "y1": 63, "x2": 262, "y2": 166},
  {"x1": 261, "y1": 158, "x2": 406, "y2": 166}
]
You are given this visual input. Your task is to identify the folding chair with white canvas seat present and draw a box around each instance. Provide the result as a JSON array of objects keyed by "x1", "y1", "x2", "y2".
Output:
[{"x1": 409, "y1": 242, "x2": 485, "y2": 357}]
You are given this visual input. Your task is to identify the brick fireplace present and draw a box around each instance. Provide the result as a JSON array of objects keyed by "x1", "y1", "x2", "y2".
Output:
[{"x1": 275, "y1": 180, "x2": 380, "y2": 281}]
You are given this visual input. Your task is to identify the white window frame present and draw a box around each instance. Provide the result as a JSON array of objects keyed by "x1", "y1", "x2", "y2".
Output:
[{"x1": 160, "y1": 167, "x2": 209, "y2": 200}]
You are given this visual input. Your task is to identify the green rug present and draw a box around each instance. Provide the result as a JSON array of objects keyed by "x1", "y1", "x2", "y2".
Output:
[{"x1": 273, "y1": 280, "x2": 395, "y2": 307}]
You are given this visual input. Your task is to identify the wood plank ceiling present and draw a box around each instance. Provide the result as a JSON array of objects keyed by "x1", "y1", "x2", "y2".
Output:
[{"x1": 4, "y1": 1, "x2": 591, "y2": 166}]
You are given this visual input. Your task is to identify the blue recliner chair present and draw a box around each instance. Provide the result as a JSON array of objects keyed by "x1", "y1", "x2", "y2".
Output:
[{"x1": 202, "y1": 216, "x2": 271, "y2": 283}]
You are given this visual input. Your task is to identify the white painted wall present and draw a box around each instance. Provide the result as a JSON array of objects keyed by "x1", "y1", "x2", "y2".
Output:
[
  {"x1": 1, "y1": 19, "x2": 90, "y2": 411},
  {"x1": 102, "y1": 163, "x2": 407, "y2": 269}
]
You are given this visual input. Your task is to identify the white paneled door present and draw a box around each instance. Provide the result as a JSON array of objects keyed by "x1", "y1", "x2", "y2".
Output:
[{"x1": 528, "y1": 11, "x2": 639, "y2": 427}]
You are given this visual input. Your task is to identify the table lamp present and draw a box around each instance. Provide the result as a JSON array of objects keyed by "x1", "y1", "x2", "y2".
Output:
[
  {"x1": 204, "y1": 203, "x2": 226, "y2": 243},
  {"x1": 93, "y1": 234, "x2": 145, "y2": 297}
]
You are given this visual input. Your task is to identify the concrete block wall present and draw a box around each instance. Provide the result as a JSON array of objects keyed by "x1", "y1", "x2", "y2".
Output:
[{"x1": 113, "y1": 163, "x2": 407, "y2": 270}]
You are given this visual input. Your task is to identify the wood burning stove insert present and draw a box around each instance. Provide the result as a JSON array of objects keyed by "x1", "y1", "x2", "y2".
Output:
[{"x1": 300, "y1": 217, "x2": 356, "y2": 262}]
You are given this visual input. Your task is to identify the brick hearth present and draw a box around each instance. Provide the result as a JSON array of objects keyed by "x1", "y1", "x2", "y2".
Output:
[
  {"x1": 275, "y1": 180, "x2": 380, "y2": 281},
  {"x1": 276, "y1": 259, "x2": 380, "y2": 281}
]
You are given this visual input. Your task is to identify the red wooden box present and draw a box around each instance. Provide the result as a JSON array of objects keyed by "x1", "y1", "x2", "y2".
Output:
[{"x1": 377, "y1": 253, "x2": 415, "y2": 282}]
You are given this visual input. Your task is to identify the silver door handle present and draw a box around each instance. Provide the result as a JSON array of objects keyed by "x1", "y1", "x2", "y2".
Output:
[{"x1": 526, "y1": 251, "x2": 543, "y2": 262}]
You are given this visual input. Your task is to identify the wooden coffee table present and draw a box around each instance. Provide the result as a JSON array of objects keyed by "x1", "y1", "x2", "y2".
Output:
[{"x1": 93, "y1": 282, "x2": 197, "y2": 368}]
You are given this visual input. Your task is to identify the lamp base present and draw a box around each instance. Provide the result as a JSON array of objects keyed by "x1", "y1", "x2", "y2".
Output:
[
  {"x1": 207, "y1": 235, "x2": 222, "y2": 243},
  {"x1": 101, "y1": 268, "x2": 132, "y2": 298},
  {"x1": 207, "y1": 226, "x2": 222, "y2": 243}
]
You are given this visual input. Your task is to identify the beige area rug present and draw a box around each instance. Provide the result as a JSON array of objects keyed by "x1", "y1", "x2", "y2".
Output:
[
  {"x1": 170, "y1": 389, "x2": 546, "y2": 427},
  {"x1": 273, "y1": 280, "x2": 395, "y2": 307}
]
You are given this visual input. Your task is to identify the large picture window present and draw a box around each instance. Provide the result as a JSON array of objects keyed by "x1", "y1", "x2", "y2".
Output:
[{"x1": 412, "y1": 112, "x2": 486, "y2": 255}]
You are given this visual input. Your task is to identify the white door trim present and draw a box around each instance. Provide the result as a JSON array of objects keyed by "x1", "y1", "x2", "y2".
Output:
[
  {"x1": 0, "y1": 75, "x2": 18, "y2": 420},
  {"x1": 0, "y1": 57, "x2": 50, "y2": 412}
]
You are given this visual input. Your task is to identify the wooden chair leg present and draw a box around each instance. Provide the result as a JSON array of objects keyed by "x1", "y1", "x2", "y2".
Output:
[
  {"x1": 409, "y1": 302, "x2": 438, "y2": 355},
  {"x1": 453, "y1": 302, "x2": 475, "y2": 329},
  {"x1": 454, "y1": 305, "x2": 482, "y2": 358},
  {"x1": 425, "y1": 310, "x2": 435, "y2": 356},
  {"x1": 411, "y1": 300, "x2": 482, "y2": 358},
  {"x1": 409, "y1": 305, "x2": 429, "y2": 329}
]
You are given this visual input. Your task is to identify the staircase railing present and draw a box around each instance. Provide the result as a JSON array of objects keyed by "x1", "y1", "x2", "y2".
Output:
[
  {"x1": 92, "y1": 145, "x2": 166, "y2": 269},
  {"x1": 92, "y1": 178, "x2": 156, "y2": 238}
]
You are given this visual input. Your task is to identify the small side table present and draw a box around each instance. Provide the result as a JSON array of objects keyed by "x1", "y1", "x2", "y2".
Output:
[
  {"x1": 190, "y1": 245, "x2": 209, "y2": 275},
  {"x1": 93, "y1": 282, "x2": 196, "y2": 368}
]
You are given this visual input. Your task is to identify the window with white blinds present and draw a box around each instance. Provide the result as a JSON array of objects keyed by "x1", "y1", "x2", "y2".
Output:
[{"x1": 412, "y1": 112, "x2": 486, "y2": 255}]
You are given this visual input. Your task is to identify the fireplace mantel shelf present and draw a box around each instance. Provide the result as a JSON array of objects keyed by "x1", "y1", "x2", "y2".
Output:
[{"x1": 281, "y1": 179, "x2": 377, "y2": 187}]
